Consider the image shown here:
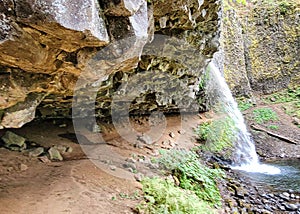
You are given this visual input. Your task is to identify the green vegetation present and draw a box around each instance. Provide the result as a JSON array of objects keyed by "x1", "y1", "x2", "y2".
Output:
[
  {"x1": 268, "y1": 125, "x2": 279, "y2": 130},
  {"x1": 157, "y1": 150, "x2": 224, "y2": 205},
  {"x1": 237, "y1": 98, "x2": 254, "y2": 111},
  {"x1": 137, "y1": 150, "x2": 223, "y2": 213},
  {"x1": 284, "y1": 102, "x2": 300, "y2": 118},
  {"x1": 199, "y1": 67, "x2": 210, "y2": 91},
  {"x1": 223, "y1": 0, "x2": 247, "y2": 12},
  {"x1": 112, "y1": 191, "x2": 141, "y2": 201},
  {"x1": 264, "y1": 87, "x2": 300, "y2": 104},
  {"x1": 264, "y1": 87, "x2": 300, "y2": 119},
  {"x1": 137, "y1": 177, "x2": 214, "y2": 214},
  {"x1": 197, "y1": 117, "x2": 236, "y2": 153},
  {"x1": 253, "y1": 108, "x2": 279, "y2": 124}
]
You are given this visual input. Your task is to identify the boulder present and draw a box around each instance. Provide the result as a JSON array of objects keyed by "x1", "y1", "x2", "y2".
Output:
[{"x1": 1, "y1": 131, "x2": 26, "y2": 151}]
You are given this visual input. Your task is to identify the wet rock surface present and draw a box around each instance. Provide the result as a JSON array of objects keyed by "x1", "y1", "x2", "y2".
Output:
[{"x1": 221, "y1": 167, "x2": 300, "y2": 214}]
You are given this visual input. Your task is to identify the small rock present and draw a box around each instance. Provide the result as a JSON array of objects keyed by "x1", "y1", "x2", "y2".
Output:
[
  {"x1": 122, "y1": 163, "x2": 137, "y2": 171},
  {"x1": 270, "y1": 97, "x2": 276, "y2": 102},
  {"x1": 137, "y1": 134, "x2": 152, "y2": 145},
  {"x1": 28, "y1": 147, "x2": 44, "y2": 157},
  {"x1": 126, "y1": 158, "x2": 136, "y2": 163},
  {"x1": 89, "y1": 122, "x2": 101, "y2": 133},
  {"x1": 19, "y1": 163, "x2": 28, "y2": 171},
  {"x1": 53, "y1": 145, "x2": 68, "y2": 154},
  {"x1": 1, "y1": 131, "x2": 26, "y2": 151},
  {"x1": 48, "y1": 147, "x2": 63, "y2": 161},
  {"x1": 134, "y1": 141, "x2": 144, "y2": 149},
  {"x1": 110, "y1": 165, "x2": 116, "y2": 171},
  {"x1": 169, "y1": 132, "x2": 175, "y2": 138},
  {"x1": 38, "y1": 156, "x2": 51, "y2": 163},
  {"x1": 162, "y1": 140, "x2": 168, "y2": 145},
  {"x1": 7, "y1": 167, "x2": 14, "y2": 172},
  {"x1": 279, "y1": 154, "x2": 286, "y2": 158},
  {"x1": 259, "y1": 209, "x2": 272, "y2": 214},
  {"x1": 292, "y1": 117, "x2": 300, "y2": 125},
  {"x1": 178, "y1": 130, "x2": 186, "y2": 135},
  {"x1": 146, "y1": 163, "x2": 159, "y2": 169},
  {"x1": 66, "y1": 146, "x2": 73, "y2": 153},
  {"x1": 279, "y1": 192, "x2": 289, "y2": 200},
  {"x1": 277, "y1": 205, "x2": 286, "y2": 211},
  {"x1": 284, "y1": 203, "x2": 298, "y2": 211},
  {"x1": 282, "y1": 192, "x2": 290, "y2": 197},
  {"x1": 134, "y1": 173, "x2": 143, "y2": 182},
  {"x1": 169, "y1": 140, "x2": 175, "y2": 147},
  {"x1": 58, "y1": 123, "x2": 67, "y2": 128}
]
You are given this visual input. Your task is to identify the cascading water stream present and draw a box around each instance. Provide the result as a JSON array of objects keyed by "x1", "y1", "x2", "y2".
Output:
[{"x1": 205, "y1": 62, "x2": 280, "y2": 175}]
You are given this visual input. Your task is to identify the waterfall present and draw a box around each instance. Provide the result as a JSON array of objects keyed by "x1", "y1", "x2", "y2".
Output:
[{"x1": 205, "y1": 62, "x2": 280, "y2": 174}]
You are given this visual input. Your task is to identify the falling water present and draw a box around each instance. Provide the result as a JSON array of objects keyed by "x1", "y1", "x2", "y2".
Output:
[{"x1": 205, "y1": 62, "x2": 280, "y2": 175}]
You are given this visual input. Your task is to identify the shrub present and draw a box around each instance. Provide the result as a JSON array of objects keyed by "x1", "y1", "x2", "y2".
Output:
[
  {"x1": 137, "y1": 177, "x2": 215, "y2": 214},
  {"x1": 196, "y1": 117, "x2": 236, "y2": 153},
  {"x1": 157, "y1": 149, "x2": 224, "y2": 206}
]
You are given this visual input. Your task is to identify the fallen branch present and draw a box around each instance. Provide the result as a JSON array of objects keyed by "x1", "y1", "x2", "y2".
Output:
[{"x1": 251, "y1": 124, "x2": 298, "y2": 145}]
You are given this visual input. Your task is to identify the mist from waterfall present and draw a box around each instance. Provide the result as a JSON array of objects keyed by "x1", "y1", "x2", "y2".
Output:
[{"x1": 205, "y1": 62, "x2": 280, "y2": 175}]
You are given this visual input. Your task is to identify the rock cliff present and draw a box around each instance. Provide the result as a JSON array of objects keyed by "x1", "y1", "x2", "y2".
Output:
[
  {"x1": 220, "y1": 0, "x2": 299, "y2": 96},
  {"x1": 0, "y1": 0, "x2": 221, "y2": 128}
]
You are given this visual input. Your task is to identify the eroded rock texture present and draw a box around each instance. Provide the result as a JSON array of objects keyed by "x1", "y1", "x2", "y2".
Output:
[
  {"x1": 0, "y1": 0, "x2": 221, "y2": 128},
  {"x1": 220, "y1": 0, "x2": 299, "y2": 96}
]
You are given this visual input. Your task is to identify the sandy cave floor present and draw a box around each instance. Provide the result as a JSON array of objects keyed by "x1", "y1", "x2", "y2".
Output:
[{"x1": 0, "y1": 114, "x2": 200, "y2": 214}]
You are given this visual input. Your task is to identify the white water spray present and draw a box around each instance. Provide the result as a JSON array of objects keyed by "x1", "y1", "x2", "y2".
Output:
[{"x1": 206, "y1": 62, "x2": 280, "y2": 175}]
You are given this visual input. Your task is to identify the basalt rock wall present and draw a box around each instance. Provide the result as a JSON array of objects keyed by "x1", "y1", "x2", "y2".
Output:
[
  {"x1": 220, "y1": 0, "x2": 299, "y2": 96},
  {"x1": 0, "y1": 0, "x2": 221, "y2": 128}
]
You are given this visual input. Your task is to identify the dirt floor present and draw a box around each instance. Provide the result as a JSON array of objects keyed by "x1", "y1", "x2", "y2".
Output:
[
  {"x1": 0, "y1": 96, "x2": 299, "y2": 214},
  {"x1": 0, "y1": 114, "x2": 200, "y2": 214},
  {"x1": 243, "y1": 98, "x2": 300, "y2": 159}
]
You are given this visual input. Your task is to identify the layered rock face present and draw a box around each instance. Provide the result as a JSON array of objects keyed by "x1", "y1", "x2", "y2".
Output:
[
  {"x1": 220, "y1": 0, "x2": 299, "y2": 96},
  {"x1": 0, "y1": 0, "x2": 221, "y2": 128}
]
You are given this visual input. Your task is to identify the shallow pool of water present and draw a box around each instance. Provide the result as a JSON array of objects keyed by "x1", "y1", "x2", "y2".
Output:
[{"x1": 236, "y1": 159, "x2": 300, "y2": 192}]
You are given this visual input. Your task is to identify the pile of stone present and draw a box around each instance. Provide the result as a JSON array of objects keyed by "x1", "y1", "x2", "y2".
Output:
[{"x1": 0, "y1": 131, "x2": 72, "y2": 161}]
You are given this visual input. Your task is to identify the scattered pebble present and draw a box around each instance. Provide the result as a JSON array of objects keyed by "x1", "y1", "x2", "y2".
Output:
[
  {"x1": 48, "y1": 147, "x2": 63, "y2": 161},
  {"x1": 109, "y1": 165, "x2": 117, "y2": 171},
  {"x1": 38, "y1": 156, "x2": 51, "y2": 163},
  {"x1": 178, "y1": 130, "x2": 186, "y2": 135},
  {"x1": 137, "y1": 135, "x2": 152, "y2": 145},
  {"x1": 169, "y1": 132, "x2": 175, "y2": 138},
  {"x1": 125, "y1": 157, "x2": 136, "y2": 163},
  {"x1": 28, "y1": 147, "x2": 44, "y2": 157},
  {"x1": 19, "y1": 163, "x2": 28, "y2": 171},
  {"x1": 134, "y1": 173, "x2": 143, "y2": 182}
]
